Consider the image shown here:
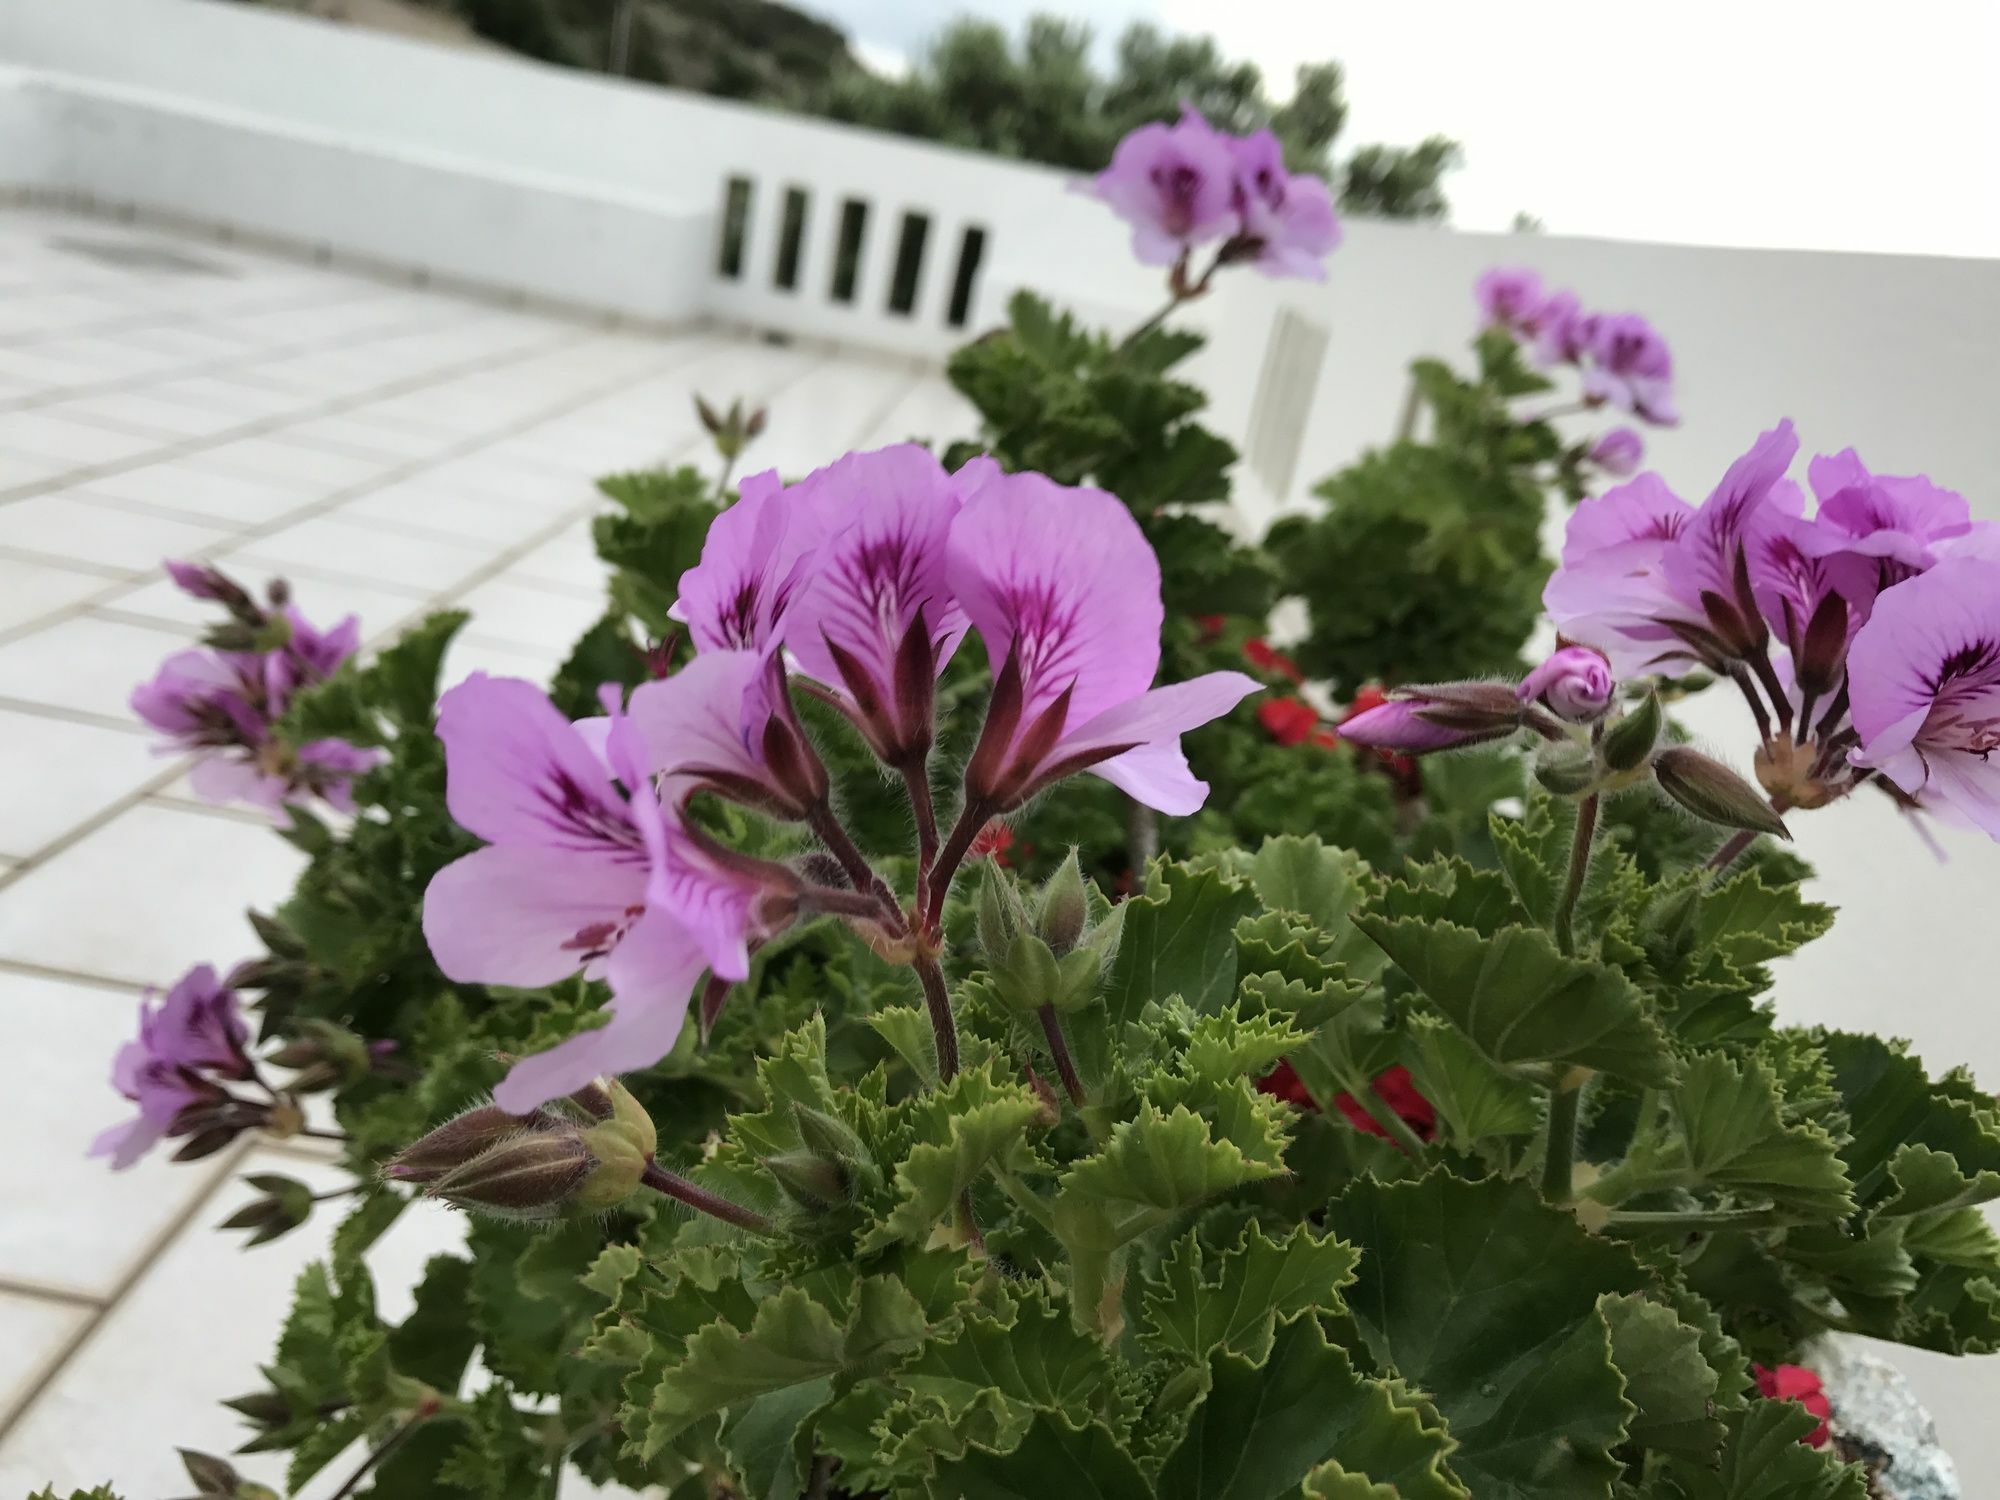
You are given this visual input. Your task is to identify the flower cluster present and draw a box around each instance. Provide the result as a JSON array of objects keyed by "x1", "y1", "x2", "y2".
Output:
[
  {"x1": 1256, "y1": 1060, "x2": 1438, "y2": 1145},
  {"x1": 130, "y1": 562, "x2": 382, "y2": 821},
  {"x1": 1476, "y1": 265, "x2": 1678, "y2": 429},
  {"x1": 1547, "y1": 420, "x2": 2000, "y2": 840},
  {"x1": 423, "y1": 445, "x2": 1258, "y2": 1112},
  {"x1": 1086, "y1": 107, "x2": 1340, "y2": 283},
  {"x1": 89, "y1": 964, "x2": 255, "y2": 1169}
]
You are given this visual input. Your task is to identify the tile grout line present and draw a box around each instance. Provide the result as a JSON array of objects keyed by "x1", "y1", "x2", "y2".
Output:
[
  {"x1": 0, "y1": 1136, "x2": 256, "y2": 1446},
  {"x1": 0, "y1": 956, "x2": 149, "y2": 994}
]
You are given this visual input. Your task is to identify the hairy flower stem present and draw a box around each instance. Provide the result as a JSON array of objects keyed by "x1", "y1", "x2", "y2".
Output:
[
  {"x1": 1704, "y1": 828, "x2": 1759, "y2": 873},
  {"x1": 805, "y1": 802, "x2": 906, "y2": 935},
  {"x1": 925, "y1": 796, "x2": 998, "y2": 928},
  {"x1": 896, "y1": 754, "x2": 940, "y2": 891},
  {"x1": 802, "y1": 885, "x2": 900, "y2": 922},
  {"x1": 1541, "y1": 1070, "x2": 1590, "y2": 1204},
  {"x1": 1729, "y1": 665, "x2": 1773, "y2": 743},
  {"x1": 1037, "y1": 1004, "x2": 1088, "y2": 1109},
  {"x1": 638, "y1": 1161, "x2": 774, "y2": 1235},
  {"x1": 913, "y1": 955, "x2": 962, "y2": 1082},
  {"x1": 1127, "y1": 801, "x2": 1159, "y2": 875},
  {"x1": 1552, "y1": 793, "x2": 1601, "y2": 957},
  {"x1": 1748, "y1": 647, "x2": 1794, "y2": 735}
]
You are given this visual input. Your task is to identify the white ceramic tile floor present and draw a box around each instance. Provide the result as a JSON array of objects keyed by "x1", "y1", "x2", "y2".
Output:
[
  {"x1": 0, "y1": 492, "x2": 236, "y2": 573},
  {"x1": 0, "y1": 206, "x2": 952, "y2": 1490},
  {"x1": 0, "y1": 708, "x2": 162, "y2": 858},
  {"x1": 0, "y1": 556, "x2": 113, "y2": 636},
  {"x1": 0, "y1": 970, "x2": 243, "y2": 1300}
]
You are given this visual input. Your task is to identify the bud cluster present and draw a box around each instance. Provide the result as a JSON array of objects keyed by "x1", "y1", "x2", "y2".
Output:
[
  {"x1": 383, "y1": 1077, "x2": 657, "y2": 1223},
  {"x1": 976, "y1": 851, "x2": 1126, "y2": 1018}
]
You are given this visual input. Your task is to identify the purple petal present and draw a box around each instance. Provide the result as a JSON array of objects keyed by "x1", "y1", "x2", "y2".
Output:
[
  {"x1": 782, "y1": 445, "x2": 968, "y2": 703},
  {"x1": 491, "y1": 907, "x2": 704, "y2": 1112},
  {"x1": 628, "y1": 648, "x2": 779, "y2": 799},
  {"x1": 422, "y1": 844, "x2": 648, "y2": 988},
  {"x1": 1660, "y1": 420, "x2": 1804, "y2": 612},
  {"x1": 435, "y1": 673, "x2": 641, "y2": 856},
  {"x1": 946, "y1": 468, "x2": 1162, "y2": 727},
  {"x1": 1850, "y1": 558, "x2": 2000, "y2": 778},
  {"x1": 674, "y1": 469, "x2": 826, "y2": 654}
]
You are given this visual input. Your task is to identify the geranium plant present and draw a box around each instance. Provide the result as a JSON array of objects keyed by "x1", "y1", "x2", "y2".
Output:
[{"x1": 53, "y1": 111, "x2": 2000, "y2": 1500}]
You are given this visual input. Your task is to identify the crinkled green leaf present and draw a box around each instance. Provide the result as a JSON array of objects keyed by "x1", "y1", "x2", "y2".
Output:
[
  {"x1": 1597, "y1": 1293, "x2": 1723, "y2": 1458},
  {"x1": 1667, "y1": 1051, "x2": 1855, "y2": 1217},
  {"x1": 1339, "y1": 1172, "x2": 1641, "y2": 1498},
  {"x1": 1156, "y1": 1317, "x2": 1463, "y2": 1500},
  {"x1": 1054, "y1": 1102, "x2": 1288, "y2": 1256},
  {"x1": 860, "y1": 1065, "x2": 1041, "y2": 1252},
  {"x1": 717, "y1": 1378, "x2": 834, "y2": 1500},
  {"x1": 1104, "y1": 861, "x2": 1259, "y2": 1029},
  {"x1": 1664, "y1": 1400, "x2": 1867, "y2": 1499},
  {"x1": 1695, "y1": 871, "x2": 1836, "y2": 968},
  {"x1": 925, "y1": 1410, "x2": 1153, "y2": 1500},
  {"x1": 1354, "y1": 909, "x2": 1676, "y2": 1087},
  {"x1": 1403, "y1": 1014, "x2": 1541, "y2": 1143},
  {"x1": 1141, "y1": 1221, "x2": 1359, "y2": 1363}
]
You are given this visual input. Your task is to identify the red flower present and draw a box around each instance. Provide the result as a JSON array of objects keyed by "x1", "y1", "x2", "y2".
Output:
[
  {"x1": 1257, "y1": 696, "x2": 1321, "y2": 747},
  {"x1": 1255, "y1": 1060, "x2": 1315, "y2": 1109},
  {"x1": 1255, "y1": 1062, "x2": 1437, "y2": 1145},
  {"x1": 969, "y1": 821, "x2": 1016, "y2": 866},
  {"x1": 1191, "y1": 613, "x2": 1228, "y2": 644},
  {"x1": 1338, "y1": 685, "x2": 1421, "y2": 794},
  {"x1": 1753, "y1": 1365, "x2": 1832, "y2": 1449},
  {"x1": 1244, "y1": 638, "x2": 1304, "y2": 684}
]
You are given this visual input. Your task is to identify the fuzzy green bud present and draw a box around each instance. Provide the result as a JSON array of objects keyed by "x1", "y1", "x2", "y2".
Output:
[
  {"x1": 976, "y1": 859, "x2": 1029, "y2": 964},
  {"x1": 1653, "y1": 747, "x2": 1790, "y2": 837},
  {"x1": 217, "y1": 1172, "x2": 316, "y2": 1247},
  {"x1": 762, "y1": 1149, "x2": 852, "y2": 1213},
  {"x1": 1599, "y1": 691, "x2": 1663, "y2": 773},
  {"x1": 1036, "y1": 850, "x2": 1088, "y2": 956},
  {"x1": 573, "y1": 1077, "x2": 657, "y2": 1210},
  {"x1": 383, "y1": 1105, "x2": 523, "y2": 1186},
  {"x1": 991, "y1": 930, "x2": 1062, "y2": 1017},
  {"x1": 1533, "y1": 741, "x2": 1598, "y2": 797},
  {"x1": 792, "y1": 1103, "x2": 869, "y2": 1166}
]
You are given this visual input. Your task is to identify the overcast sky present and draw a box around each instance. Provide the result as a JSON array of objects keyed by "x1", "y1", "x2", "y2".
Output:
[{"x1": 807, "y1": 0, "x2": 2000, "y2": 259}]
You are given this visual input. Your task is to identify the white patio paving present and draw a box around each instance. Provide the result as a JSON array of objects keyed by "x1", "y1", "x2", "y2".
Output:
[{"x1": 0, "y1": 205, "x2": 969, "y2": 1497}]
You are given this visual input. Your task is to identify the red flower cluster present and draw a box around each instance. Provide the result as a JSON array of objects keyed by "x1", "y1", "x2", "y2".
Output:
[
  {"x1": 1257, "y1": 697, "x2": 1337, "y2": 748},
  {"x1": 969, "y1": 820, "x2": 1028, "y2": 867},
  {"x1": 1753, "y1": 1365, "x2": 1832, "y2": 1448},
  {"x1": 1256, "y1": 1061, "x2": 1438, "y2": 1143}
]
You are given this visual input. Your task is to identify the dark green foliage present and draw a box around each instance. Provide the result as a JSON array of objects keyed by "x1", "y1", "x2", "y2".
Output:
[{"x1": 1273, "y1": 332, "x2": 1561, "y2": 691}]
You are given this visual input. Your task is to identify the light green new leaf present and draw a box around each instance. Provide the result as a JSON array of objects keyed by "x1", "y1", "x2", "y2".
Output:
[
  {"x1": 1155, "y1": 1318, "x2": 1465, "y2": 1500},
  {"x1": 1597, "y1": 1293, "x2": 1723, "y2": 1458},
  {"x1": 641, "y1": 1278, "x2": 928, "y2": 1457},
  {"x1": 1354, "y1": 913, "x2": 1676, "y2": 1087},
  {"x1": 1104, "y1": 861, "x2": 1259, "y2": 1028},
  {"x1": 1488, "y1": 796, "x2": 1573, "y2": 928},
  {"x1": 1695, "y1": 870, "x2": 1836, "y2": 968},
  {"x1": 868, "y1": 1004, "x2": 941, "y2": 1087},
  {"x1": 1054, "y1": 1103, "x2": 1290, "y2": 1256},
  {"x1": 1403, "y1": 1014, "x2": 1542, "y2": 1143},
  {"x1": 1338, "y1": 1172, "x2": 1641, "y2": 1498},
  {"x1": 1246, "y1": 835, "x2": 1372, "y2": 930},
  {"x1": 859, "y1": 1067, "x2": 1042, "y2": 1252},
  {"x1": 1670, "y1": 1051, "x2": 1856, "y2": 1217},
  {"x1": 1141, "y1": 1222, "x2": 1360, "y2": 1363}
]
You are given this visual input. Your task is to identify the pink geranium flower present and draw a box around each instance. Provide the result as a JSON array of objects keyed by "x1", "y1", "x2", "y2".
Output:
[{"x1": 944, "y1": 466, "x2": 1258, "y2": 814}]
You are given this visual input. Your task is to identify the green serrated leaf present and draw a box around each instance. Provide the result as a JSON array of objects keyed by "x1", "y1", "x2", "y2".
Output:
[
  {"x1": 718, "y1": 1378, "x2": 833, "y2": 1500},
  {"x1": 1103, "y1": 861, "x2": 1259, "y2": 1029},
  {"x1": 1667, "y1": 1051, "x2": 1856, "y2": 1217},
  {"x1": 1355, "y1": 910, "x2": 1676, "y2": 1087},
  {"x1": 1598, "y1": 1293, "x2": 1724, "y2": 1458},
  {"x1": 1665, "y1": 1400, "x2": 1867, "y2": 1499},
  {"x1": 860, "y1": 1066, "x2": 1041, "y2": 1252},
  {"x1": 1141, "y1": 1221, "x2": 1359, "y2": 1363},
  {"x1": 1156, "y1": 1318, "x2": 1464, "y2": 1500},
  {"x1": 1402, "y1": 1014, "x2": 1542, "y2": 1143},
  {"x1": 1339, "y1": 1171, "x2": 1641, "y2": 1498}
]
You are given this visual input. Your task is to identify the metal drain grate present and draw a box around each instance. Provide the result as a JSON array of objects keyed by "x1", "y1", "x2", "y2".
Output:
[{"x1": 47, "y1": 236, "x2": 237, "y2": 277}]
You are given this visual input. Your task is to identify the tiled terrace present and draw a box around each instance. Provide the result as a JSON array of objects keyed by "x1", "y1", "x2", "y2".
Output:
[{"x1": 0, "y1": 205, "x2": 972, "y2": 1496}]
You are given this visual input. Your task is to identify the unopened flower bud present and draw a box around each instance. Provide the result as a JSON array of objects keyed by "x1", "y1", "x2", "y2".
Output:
[
  {"x1": 1795, "y1": 591, "x2": 1849, "y2": 698},
  {"x1": 1517, "y1": 646, "x2": 1613, "y2": 724},
  {"x1": 793, "y1": 1103, "x2": 868, "y2": 1165},
  {"x1": 991, "y1": 931, "x2": 1062, "y2": 1017},
  {"x1": 1588, "y1": 427, "x2": 1644, "y2": 478},
  {"x1": 976, "y1": 859, "x2": 1029, "y2": 964},
  {"x1": 1534, "y1": 741, "x2": 1598, "y2": 797},
  {"x1": 1036, "y1": 850, "x2": 1088, "y2": 956},
  {"x1": 222, "y1": 1388, "x2": 292, "y2": 1431},
  {"x1": 745, "y1": 406, "x2": 768, "y2": 440},
  {"x1": 247, "y1": 909, "x2": 307, "y2": 961},
  {"x1": 178, "y1": 1448, "x2": 278, "y2": 1499},
  {"x1": 384, "y1": 1104, "x2": 526, "y2": 1186},
  {"x1": 426, "y1": 1130, "x2": 595, "y2": 1223},
  {"x1": 694, "y1": 394, "x2": 724, "y2": 435},
  {"x1": 1339, "y1": 681, "x2": 1523, "y2": 754},
  {"x1": 572, "y1": 1076, "x2": 657, "y2": 1211},
  {"x1": 217, "y1": 1172, "x2": 315, "y2": 1247},
  {"x1": 763, "y1": 1149, "x2": 852, "y2": 1213},
  {"x1": 1654, "y1": 747, "x2": 1790, "y2": 837},
  {"x1": 1051, "y1": 944, "x2": 1111, "y2": 1013},
  {"x1": 1599, "y1": 691, "x2": 1662, "y2": 772}
]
